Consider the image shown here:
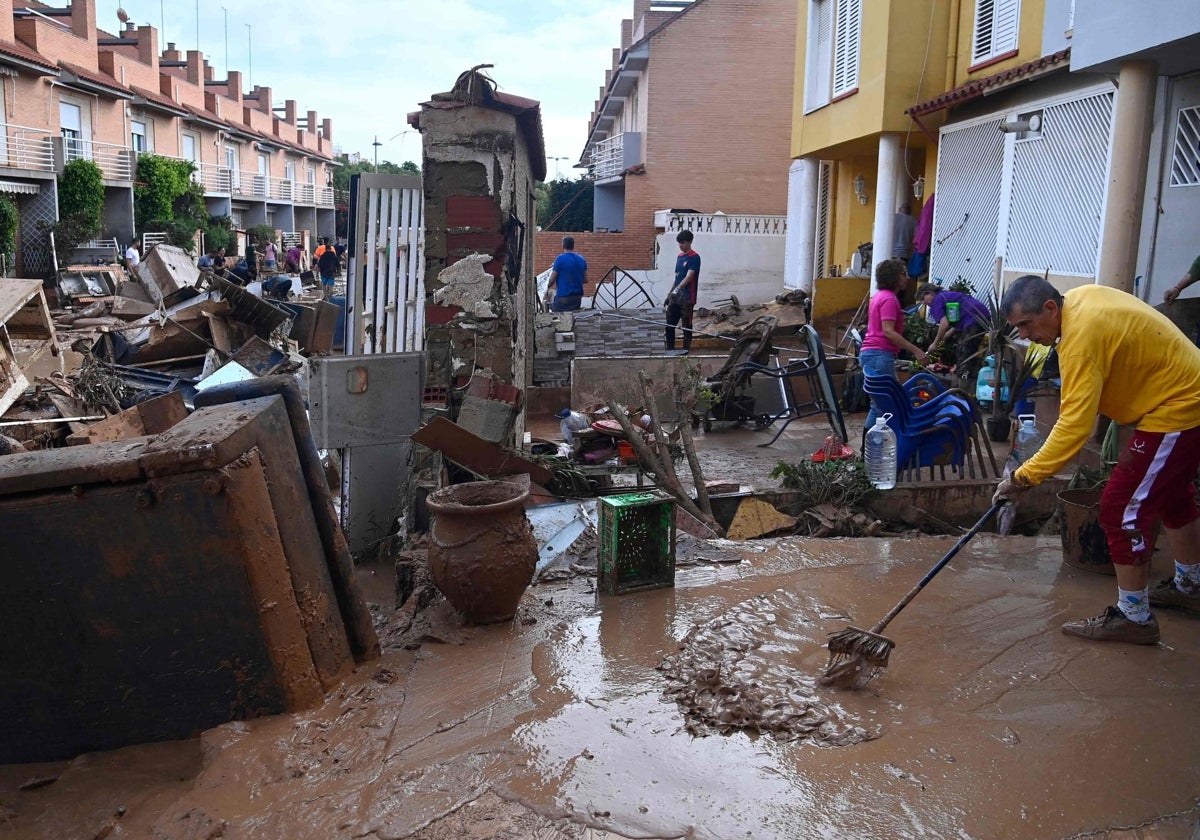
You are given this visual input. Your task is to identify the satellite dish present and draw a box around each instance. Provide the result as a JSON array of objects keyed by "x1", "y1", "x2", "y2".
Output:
[{"x1": 116, "y1": 7, "x2": 129, "y2": 23}]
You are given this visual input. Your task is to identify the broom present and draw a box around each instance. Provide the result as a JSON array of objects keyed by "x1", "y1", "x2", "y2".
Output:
[{"x1": 820, "y1": 501, "x2": 1006, "y2": 689}]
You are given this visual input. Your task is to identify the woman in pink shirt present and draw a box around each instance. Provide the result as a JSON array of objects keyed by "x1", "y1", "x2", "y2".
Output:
[{"x1": 859, "y1": 258, "x2": 928, "y2": 429}]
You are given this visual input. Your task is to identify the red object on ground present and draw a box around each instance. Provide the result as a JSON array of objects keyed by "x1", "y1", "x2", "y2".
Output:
[{"x1": 811, "y1": 434, "x2": 855, "y2": 463}]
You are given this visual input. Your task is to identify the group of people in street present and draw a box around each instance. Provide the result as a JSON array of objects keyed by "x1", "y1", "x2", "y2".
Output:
[{"x1": 544, "y1": 229, "x2": 701, "y2": 353}]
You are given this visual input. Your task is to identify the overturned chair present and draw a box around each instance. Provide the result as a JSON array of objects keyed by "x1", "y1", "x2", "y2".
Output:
[{"x1": 737, "y1": 324, "x2": 849, "y2": 448}]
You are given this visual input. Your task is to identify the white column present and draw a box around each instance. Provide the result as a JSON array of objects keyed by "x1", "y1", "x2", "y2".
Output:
[
  {"x1": 784, "y1": 157, "x2": 819, "y2": 293},
  {"x1": 871, "y1": 133, "x2": 901, "y2": 292}
]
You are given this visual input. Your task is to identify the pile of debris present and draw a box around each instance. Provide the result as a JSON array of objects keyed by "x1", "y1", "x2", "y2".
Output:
[{"x1": 1, "y1": 245, "x2": 341, "y2": 452}]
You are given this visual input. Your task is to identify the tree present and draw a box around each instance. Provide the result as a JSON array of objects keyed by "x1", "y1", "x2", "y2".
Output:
[
  {"x1": 537, "y1": 176, "x2": 593, "y2": 232},
  {"x1": 333, "y1": 158, "x2": 420, "y2": 237},
  {"x1": 135, "y1": 154, "x2": 210, "y2": 251},
  {"x1": 44, "y1": 158, "x2": 104, "y2": 267}
]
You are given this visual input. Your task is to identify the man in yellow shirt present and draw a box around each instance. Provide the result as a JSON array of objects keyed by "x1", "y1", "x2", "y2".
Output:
[{"x1": 994, "y1": 276, "x2": 1200, "y2": 644}]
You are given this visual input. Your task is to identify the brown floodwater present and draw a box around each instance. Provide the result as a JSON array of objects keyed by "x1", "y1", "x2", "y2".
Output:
[{"x1": 2, "y1": 534, "x2": 1198, "y2": 839}]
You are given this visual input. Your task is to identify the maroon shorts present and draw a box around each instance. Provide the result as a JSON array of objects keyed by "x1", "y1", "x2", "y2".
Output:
[{"x1": 1098, "y1": 425, "x2": 1200, "y2": 565}]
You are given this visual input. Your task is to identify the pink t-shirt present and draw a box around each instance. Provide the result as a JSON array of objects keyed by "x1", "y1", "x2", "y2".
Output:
[{"x1": 861, "y1": 289, "x2": 904, "y2": 354}]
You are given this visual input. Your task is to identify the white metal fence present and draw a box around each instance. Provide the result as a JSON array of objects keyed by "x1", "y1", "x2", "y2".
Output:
[{"x1": 0, "y1": 124, "x2": 54, "y2": 172}]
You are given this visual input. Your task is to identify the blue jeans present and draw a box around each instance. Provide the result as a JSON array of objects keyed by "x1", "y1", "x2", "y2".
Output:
[
  {"x1": 859, "y1": 348, "x2": 897, "y2": 430},
  {"x1": 551, "y1": 294, "x2": 582, "y2": 312}
]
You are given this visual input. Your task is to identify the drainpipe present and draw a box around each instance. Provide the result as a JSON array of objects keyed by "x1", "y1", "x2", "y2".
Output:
[
  {"x1": 1097, "y1": 60, "x2": 1157, "y2": 291},
  {"x1": 945, "y1": 0, "x2": 962, "y2": 92}
]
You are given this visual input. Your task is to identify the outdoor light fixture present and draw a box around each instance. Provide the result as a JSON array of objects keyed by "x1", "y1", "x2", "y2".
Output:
[
  {"x1": 853, "y1": 173, "x2": 868, "y2": 205},
  {"x1": 912, "y1": 175, "x2": 925, "y2": 200}
]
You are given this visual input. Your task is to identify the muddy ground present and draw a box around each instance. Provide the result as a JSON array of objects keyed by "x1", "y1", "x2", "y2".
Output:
[
  {"x1": 3, "y1": 416, "x2": 1197, "y2": 838},
  {"x1": 3, "y1": 528, "x2": 1199, "y2": 839}
]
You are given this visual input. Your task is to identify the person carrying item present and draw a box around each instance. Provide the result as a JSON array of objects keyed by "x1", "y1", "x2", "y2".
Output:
[
  {"x1": 544, "y1": 236, "x2": 587, "y2": 312},
  {"x1": 317, "y1": 243, "x2": 340, "y2": 300},
  {"x1": 859, "y1": 258, "x2": 928, "y2": 430},
  {"x1": 285, "y1": 243, "x2": 302, "y2": 273},
  {"x1": 664, "y1": 230, "x2": 700, "y2": 353},
  {"x1": 993, "y1": 275, "x2": 1200, "y2": 645},
  {"x1": 557, "y1": 408, "x2": 590, "y2": 443},
  {"x1": 917, "y1": 282, "x2": 990, "y2": 365},
  {"x1": 263, "y1": 240, "x2": 278, "y2": 270}
]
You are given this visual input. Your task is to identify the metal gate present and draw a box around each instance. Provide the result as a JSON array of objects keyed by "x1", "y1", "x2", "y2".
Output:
[
  {"x1": 931, "y1": 116, "x2": 1005, "y2": 295},
  {"x1": 331, "y1": 173, "x2": 427, "y2": 554},
  {"x1": 1149, "y1": 73, "x2": 1200, "y2": 301},
  {"x1": 346, "y1": 173, "x2": 425, "y2": 354}
]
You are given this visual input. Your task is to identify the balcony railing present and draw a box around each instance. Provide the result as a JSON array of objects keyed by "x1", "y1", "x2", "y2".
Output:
[
  {"x1": 65, "y1": 139, "x2": 134, "y2": 180},
  {"x1": 658, "y1": 211, "x2": 787, "y2": 237},
  {"x1": 0, "y1": 124, "x2": 54, "y2": 172},
  {"x1": 588, "y1": 131, "x2": 643, "y2": 182},
  {"x1": 147, "y1": 158, "x2": 335, "y2": 207}
]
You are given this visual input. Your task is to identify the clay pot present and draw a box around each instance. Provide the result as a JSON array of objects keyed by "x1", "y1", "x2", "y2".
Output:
[{"x1": 425, "y1": 480, "x2": 536, "y2": 624}]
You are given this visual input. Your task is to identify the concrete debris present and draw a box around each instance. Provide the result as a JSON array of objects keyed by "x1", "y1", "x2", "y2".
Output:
[
  {"x1": 726, "y1": 497, "x2": 798, "y2": 540},
  {"x1": 432, "y1": 253, "x2": 499, "y2": 318}
]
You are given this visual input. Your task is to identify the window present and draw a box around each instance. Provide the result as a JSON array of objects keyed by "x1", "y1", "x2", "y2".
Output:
[
  {"x1": 225, "y1": 144, "x2": 240, "y2": 191},
  {"x1": 804, "y1": 0, "x2": 860, "y2": 112},
  {"x1": 181, "y1": 131, "x2": 198, "y2": 162},
  {"x1": 972, "y1": 0, "x2": 1020, "y2": 66},
  {"x1": 60, "y1": 101, "x2": 84, "y2": 161},
  {"x1": 130, "y1": 120, "x2": 148, "y2": 153},
  {"x1": 256, "y1": 152, "x2": 269, "y2": 197},
  {"x1": 284, "y1": 160, "x2": 295, "y2": 181},
  {"x1": 1170, "y1": 105, "x2": 1200, "y2": 187}
]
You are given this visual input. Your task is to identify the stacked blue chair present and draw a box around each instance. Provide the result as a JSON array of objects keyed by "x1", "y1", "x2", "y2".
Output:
[{"x1": 863, "y1": 372, "x2": 996, "y2": 480}]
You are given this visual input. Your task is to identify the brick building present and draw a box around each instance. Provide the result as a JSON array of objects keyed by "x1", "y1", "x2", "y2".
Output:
[
  {"x1": 535, "y1": 0, "x2": 798, "y2": 285},
  {"x1": 1, "y1": 0, "x2": 338, "y2": 277}
]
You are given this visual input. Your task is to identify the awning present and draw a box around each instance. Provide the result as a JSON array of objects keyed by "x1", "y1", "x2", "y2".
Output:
[
  {"x1": 906, "y1": 48, "x2": 1072, "y2": 117},
  {"x1": 0, "y1": 179, "x2": 39, "y2": 195}
]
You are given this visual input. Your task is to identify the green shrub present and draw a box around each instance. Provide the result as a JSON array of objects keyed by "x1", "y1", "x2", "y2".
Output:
[
  {"x1": 0, "y1": 194, "x2": 16, "y2": 259},
  {"x1": 58, "y1": 158, "x2": 104, "y2": 223},
  {"x1": 134, "y1": 154, "x2": 199, "y2": 230},
  {"x1": 203, "y1": 215, "x2": 235, "y2": 254},
  {"x1": 770, "y1": 458, "x2": 873, "y2": 508}
]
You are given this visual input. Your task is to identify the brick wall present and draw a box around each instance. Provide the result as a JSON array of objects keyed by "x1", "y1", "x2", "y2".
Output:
[{"x1": 535, "y1": 230, "x2": 658, "y2": 290}]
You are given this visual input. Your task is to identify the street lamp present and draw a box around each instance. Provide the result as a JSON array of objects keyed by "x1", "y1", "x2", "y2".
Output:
[
  {"x1": 372, "y1": 135, "x2": 382, "y2": 172},
  {"x1": 548, "y1": 156, "x2": 569, "y2": 179}
]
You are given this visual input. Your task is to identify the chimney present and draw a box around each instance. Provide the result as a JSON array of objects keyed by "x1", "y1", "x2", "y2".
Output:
[
  {"x1": 162, "y1": 41, "x2": 180, "y2": 61},
  {"x1": 284, "y1": 99, "x2": 297, "y2": 124},
  {"x1": 321, "y1": 117, "x2": 332, "y2": 144},
  {"x1": 136, "y1": 24, "x2": 157, "y2": 67},
  {"x1": 205, "y1": 91, "x2": 219, "y2": 117},
  {"x1": 306, "y1": 110, "x2": 317, "y2": 135},
  {"x1": 633, "y1": 0, "x2": 651, "y2": 33},
  {"x1": 225, "y1": 70, "x2": 242, "y2": 104},
  {"x1": 0, "y1": 0, "x2": 13, "y2": 42},
  {"x1": 186, "y1": 50, "x2": 203, "y2": 84},
  {"x1": 70, "y1": 0, "x2": 97, "y2": 42},
  {"x1": 256, "y1": 85, "x2": 271, "y2": 114},
  {"x1": 620, "y1": 18, "x2": 632, "y2": 50}
]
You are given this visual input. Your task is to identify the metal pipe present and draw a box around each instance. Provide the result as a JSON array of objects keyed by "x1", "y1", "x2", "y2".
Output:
[{"x1": 193, "y1": 375, "x2": 379, "y2": 662}]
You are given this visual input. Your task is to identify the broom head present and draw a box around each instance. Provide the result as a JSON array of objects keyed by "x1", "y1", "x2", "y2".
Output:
[{"x1": 819, "y1": 626, "x2": 896, "y2": 689}]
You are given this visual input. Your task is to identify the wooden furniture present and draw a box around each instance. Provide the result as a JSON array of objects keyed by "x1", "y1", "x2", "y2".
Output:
[{"x1": 0, "y1": 279, "x2": 56, "y2": 416}]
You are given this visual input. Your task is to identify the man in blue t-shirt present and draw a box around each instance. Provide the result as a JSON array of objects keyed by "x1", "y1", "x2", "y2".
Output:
[
  {"x1": 545, "y1": 236, "x2": 587, "y2": 312},
  {"x1": 665, "y1": 230, "x2": 700, "y2": 352}
]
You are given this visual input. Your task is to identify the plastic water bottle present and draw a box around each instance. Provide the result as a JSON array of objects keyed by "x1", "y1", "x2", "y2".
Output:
[
  {"x1": 1012, "y1": 414, "x2": 1044, "y2": 465},
  {"x1": 865, "y1": 413, "x2": 898, "y2": 490}
]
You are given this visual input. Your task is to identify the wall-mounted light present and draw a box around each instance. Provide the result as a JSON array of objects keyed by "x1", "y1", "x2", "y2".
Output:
[
  {"x1": 912, "y1": 175, "x2": 925, "y2": 200},
  {"x1": 853, "y1": 173, "x2": 868, "y2": 205}
]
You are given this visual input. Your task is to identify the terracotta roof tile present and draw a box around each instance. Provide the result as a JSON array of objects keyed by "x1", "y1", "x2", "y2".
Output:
[
  {"x1": 907, "y1": 48, "x2": 1072, "y2": 117},
  {"x1": 59, "y1": 60, "x2": 131, "y2": 97},
  {"x1": 0, "y1": 38, "x2": 56, "y2": 70}
]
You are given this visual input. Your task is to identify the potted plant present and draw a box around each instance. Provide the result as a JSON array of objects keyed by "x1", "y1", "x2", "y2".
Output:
[{"x1": 962, "y1": 290, "x2": 1023, "y2": 442}]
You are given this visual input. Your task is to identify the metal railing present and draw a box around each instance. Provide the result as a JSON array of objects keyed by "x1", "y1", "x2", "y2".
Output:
[
  {"x1": 0, "y1": 124, "x2": 54, "y2": 172},
  {"x1": 661, "y1": 212, "x2": 788, "y2": 236},
  {"x1": 66, "y1": 139, "x2": 134, "y2": 180},
  {"x1": 588, "y1": 133, "x2": 625, "y2": 181}
]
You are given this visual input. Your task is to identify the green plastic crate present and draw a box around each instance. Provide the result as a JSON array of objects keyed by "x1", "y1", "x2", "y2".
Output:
[{"x1": 597, "y1": 491, "x2": 676, "y2": 595}]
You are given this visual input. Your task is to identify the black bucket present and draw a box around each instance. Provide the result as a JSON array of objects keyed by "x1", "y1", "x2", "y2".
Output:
[{"x1": 1058, "y1": 487, "x2": 1113, "y2": 575}]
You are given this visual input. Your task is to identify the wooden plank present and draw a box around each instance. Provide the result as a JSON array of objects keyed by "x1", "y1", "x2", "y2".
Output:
[
  {"x1": 411, "y1": 416, "x2": 554, "y2": 485},
  {"x1": 0, "y1": 279, "x2": 40, "y2": 324},
  {"x1": 65, "y1": 391, "x2": 187, "y2": 446}
]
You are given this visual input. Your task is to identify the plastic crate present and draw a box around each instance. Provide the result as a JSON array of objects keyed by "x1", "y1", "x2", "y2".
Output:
[{"x1": 597, "y1": 491, "x2": 676, "y2": 595}]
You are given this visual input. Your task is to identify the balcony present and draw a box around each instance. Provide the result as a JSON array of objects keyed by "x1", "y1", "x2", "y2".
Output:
[
  {"x1": 63, "y1": 138, "x2": 134, "y2": 181},
  {"x1": 656, "y1": 211, "x2": 787, "y2": 237},
  {"x1": 588, "y1": 132, "x2": 642, "y2": 183},
  {"x1": 0, "y1": 124, "x2": 54, "y2": 173}
]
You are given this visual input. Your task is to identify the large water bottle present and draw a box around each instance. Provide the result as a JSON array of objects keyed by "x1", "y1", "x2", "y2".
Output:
[
  {"x1": 865, "y1": 413, "x2": 898, "y2": 490},
  {"x1": 1012, "y1": 414, "x2": 1044, "y2": 465}
]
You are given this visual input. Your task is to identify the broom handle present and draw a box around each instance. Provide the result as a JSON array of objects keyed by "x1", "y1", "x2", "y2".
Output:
[{"x1": 869, "y1": 501, "x2": 1006, "y2": 635}]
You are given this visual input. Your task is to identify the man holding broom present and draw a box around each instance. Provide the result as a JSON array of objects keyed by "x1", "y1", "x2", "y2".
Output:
[{"x1": 993, "y1": 275, "x2": 1200, "y2": 644}]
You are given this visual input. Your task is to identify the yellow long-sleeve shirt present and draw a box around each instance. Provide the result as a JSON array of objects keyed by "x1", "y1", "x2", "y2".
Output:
[{"x1": 1015, "y1": 285, "x2": 1200, "y2": 486}]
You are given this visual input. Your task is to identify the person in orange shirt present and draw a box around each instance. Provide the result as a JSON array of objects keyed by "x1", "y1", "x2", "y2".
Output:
[{"x1": 995, "y1": 275, "x2": 1200, "y2": 645}]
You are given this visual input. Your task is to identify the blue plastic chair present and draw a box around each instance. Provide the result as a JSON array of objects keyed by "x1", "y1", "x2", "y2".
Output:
[{"x1": 864, "y1": 373, "x2": 984, "y2": 479}]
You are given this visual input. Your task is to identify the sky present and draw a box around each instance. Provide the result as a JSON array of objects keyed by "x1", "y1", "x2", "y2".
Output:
[{"x1": 98, "y1": 0, "x2": 631, "y2": 179}]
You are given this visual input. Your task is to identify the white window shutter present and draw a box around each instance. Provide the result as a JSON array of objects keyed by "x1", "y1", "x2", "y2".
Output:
[
  {"x1": 805, "y1": 0, "x2": 834, "y2": 112},
  {"x1": 832, "y1": 0, "x2": 861, "y2": 98},
  {"x1": 994, "y1": 0, "x2": 1020, "y2": 55}
]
